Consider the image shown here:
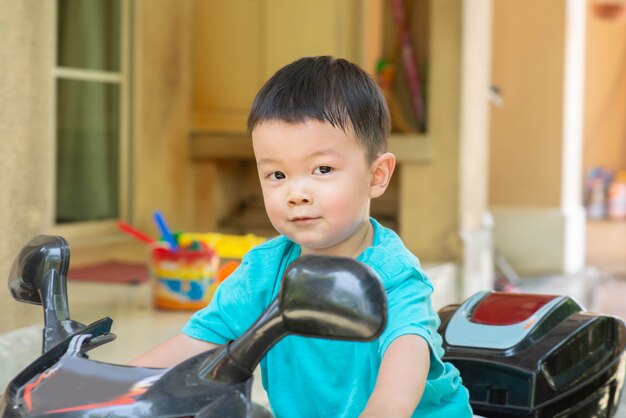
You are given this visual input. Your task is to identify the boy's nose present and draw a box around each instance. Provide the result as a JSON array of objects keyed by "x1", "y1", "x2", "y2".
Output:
[{"x1": 288, "y1": 190, "x2": 312, "y2": 206}]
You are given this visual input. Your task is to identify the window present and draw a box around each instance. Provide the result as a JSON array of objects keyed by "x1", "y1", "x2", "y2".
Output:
[{"x1": 53, "y1": 0, "x2": 131, "y2": 234}]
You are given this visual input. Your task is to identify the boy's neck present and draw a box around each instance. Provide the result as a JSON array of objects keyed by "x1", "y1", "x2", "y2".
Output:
[{"x1": 300, "y1": 220, "x2": 374, "y2": 259}]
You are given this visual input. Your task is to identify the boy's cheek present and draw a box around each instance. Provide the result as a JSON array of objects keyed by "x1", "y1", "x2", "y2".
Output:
[
  {"x1": 262, "y1": 188, "x2": 279, "y2": 205},
  {"x1": 264, "y1": 200, "x2": 284, "y2": 222}
]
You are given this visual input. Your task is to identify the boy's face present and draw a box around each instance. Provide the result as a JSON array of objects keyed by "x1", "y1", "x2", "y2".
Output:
[{"x1": 252, "y1": 120, "x2": 375, "y2": 257}]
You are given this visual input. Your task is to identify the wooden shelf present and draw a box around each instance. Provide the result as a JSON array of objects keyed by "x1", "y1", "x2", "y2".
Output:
[
  {"x1": 190, "y1": 131, "x2": 253, "y2": 160},
  {"x1": 190, "y1": 130, "x2": 432, "y2": 162}
]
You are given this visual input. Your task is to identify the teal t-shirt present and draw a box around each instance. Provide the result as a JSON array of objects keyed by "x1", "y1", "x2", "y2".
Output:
[{"x1": 183, "y1": 219, "x2": 472, "y2": 417}]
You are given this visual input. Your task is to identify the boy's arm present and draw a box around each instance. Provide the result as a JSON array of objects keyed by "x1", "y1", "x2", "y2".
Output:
[
  {"x1": 128, "y1": 333, "x2": 218, "y2": 368},
  {"x1": 360, "y1": 334, "x2": 430, "y2": 418}
]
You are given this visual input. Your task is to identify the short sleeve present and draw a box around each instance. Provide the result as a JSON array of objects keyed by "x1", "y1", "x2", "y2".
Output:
[
  {"x1": 377, "y1": 267, "x2": 443, "y2": 361},
  {"x1": 182, "y1": 236, "x2": 295, "y2": 345}
]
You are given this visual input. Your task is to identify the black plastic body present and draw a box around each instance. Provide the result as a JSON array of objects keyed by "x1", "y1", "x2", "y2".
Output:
[
  {"x1": 438, "y1": 293, "x2": 626, "y2": 418},
  {"x1": 0, "y1": 350, "x2": 254, "y2": 418}
]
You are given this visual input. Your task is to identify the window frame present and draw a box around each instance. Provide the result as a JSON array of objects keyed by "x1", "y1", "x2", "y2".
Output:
[{"x1": 50, "y1": 0, "x2": 132, "y2": 243}]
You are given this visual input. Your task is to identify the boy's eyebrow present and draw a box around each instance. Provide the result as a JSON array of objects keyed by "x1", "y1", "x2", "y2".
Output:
[
  {"x1": 311, "y1": 148, "x2": 340, "y2": 158},
  {"x1": 256, "y1": 157, "x2": 277, "y2": 166},
  {"x1": 256, "y1": 148, "x2": 340, "y2": 166}
]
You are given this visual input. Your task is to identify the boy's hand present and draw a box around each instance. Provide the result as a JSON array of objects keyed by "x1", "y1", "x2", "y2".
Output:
[{"x1": 360, "y1": 334, "x2": 430, "y2": 418}]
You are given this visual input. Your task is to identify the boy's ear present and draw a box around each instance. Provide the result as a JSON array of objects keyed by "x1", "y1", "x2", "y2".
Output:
[{"x1": 369, "y1": 152, "x2": 396, "y2": 198}]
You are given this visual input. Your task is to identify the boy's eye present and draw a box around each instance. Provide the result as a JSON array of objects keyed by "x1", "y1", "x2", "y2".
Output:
[
  {"x1": 269, "y1": 171, "x2": 286, "y2": 180},
  {"x1": 314, "y1": 166, "x2": 333, "y2": 175}
]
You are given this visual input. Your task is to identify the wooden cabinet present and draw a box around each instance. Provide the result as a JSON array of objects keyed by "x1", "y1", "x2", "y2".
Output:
[
  {"x1": 192, "y1": 0, "x2": 360, "y2": 133},
  {"x1": 192, "y1": 1, "x2": 264, "y2": 133}
]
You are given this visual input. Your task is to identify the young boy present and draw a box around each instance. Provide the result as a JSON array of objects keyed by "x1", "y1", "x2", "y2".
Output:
[{"x1": 131, "y1": 56, "x2": 472, "y2": 417}]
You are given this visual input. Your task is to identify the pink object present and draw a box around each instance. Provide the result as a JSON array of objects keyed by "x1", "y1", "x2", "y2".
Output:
[
  {"x1": 390, "y1": 0, "x2": 426, "y2": 131},
  {"x1": 608, "y1": 172, "x2": 626, "y2": 220}
]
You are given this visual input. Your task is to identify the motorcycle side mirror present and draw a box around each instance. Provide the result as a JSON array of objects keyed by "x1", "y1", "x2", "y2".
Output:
[
  {"x1": 7, "y1": 235, "x2": 90, "y2": 352},
  {"x1": 279, "y1": 255, "x2": 387, "y2": 340},
  {"x1": 8, "y1": 235, "x2": 70, "y2": 305},
  {"x1": 200, "y1": 255, "x2": 387, "y2": 383}
]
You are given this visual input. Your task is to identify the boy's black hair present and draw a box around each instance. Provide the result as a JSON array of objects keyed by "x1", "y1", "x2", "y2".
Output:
[{"x1": 247, "y1": 56, "x2": 391, "y2": 162}]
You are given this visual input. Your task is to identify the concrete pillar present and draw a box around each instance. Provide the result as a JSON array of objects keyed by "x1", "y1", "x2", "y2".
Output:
[{"x1": 489, "y1": 0, "x2": 587, "y2": 276}]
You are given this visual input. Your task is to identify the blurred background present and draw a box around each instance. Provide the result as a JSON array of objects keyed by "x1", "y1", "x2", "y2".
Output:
[{"x1": 0, "y1": 0, "x2": 625, "y2": 397}]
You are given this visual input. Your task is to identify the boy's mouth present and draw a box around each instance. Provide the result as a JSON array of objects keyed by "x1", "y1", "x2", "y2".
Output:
[{"x1": 289, "y1": 216, "x2": 320, "y2": 224}]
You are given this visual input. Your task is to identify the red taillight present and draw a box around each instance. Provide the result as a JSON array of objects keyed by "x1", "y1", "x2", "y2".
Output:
[{"x1": 471, "y1": 293, "x2": 558, "y2": 325}]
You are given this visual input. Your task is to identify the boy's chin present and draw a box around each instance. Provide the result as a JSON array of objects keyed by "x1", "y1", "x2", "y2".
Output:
[
  {"x1": 294, "y1": 237, "x2": 353, "y2": 256},
  {"x1": 282, "y1": 233, "x2": 333, "y2": 253},
  {"x1": 278, "y1": 225, "x2": 368, "y2": 255}
]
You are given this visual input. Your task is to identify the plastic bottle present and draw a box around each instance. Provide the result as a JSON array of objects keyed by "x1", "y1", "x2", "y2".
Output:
[
  {"x1": 585, "y1": 167, "x2": 610, "y2": 219},
  {"x1": 587, "y1": 177, "x2": 607, "y2": 219},
  {"x1": 608, "y1": 171, "x2": 626, "y2": 220}
]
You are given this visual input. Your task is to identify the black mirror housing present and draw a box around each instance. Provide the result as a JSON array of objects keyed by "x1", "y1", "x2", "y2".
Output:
[
  {"x1": 280, "y1": 255, "x2": 387, "y2": 341},
  {"x1": 8, "y1": 235, "x2": 70, "y2": 305}
]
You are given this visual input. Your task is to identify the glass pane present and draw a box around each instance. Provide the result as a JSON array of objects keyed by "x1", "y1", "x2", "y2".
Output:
[
  {"x1": 57, "y1": 0, "x2": 121, "y2": 71},
  {"x1": 56, "y1": 79, "x2": 120, "y2": 223}
]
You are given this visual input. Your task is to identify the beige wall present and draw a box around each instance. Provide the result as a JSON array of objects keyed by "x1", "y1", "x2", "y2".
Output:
[
  {"x1": 583, "y1": 7, "x2": 626, "y2": 175},
  {"x1": 132, "y1": 0, "x2": 195, "y2": 237},
  {"x1": 0, "y1": 1, "x2": 54, "y2": 327},
  {"x1": 488, "y1": 1, "x2": 588, "y2": 275},
  {"x1": 489, "y1": 0, "x2": 566, "y2": 208}
]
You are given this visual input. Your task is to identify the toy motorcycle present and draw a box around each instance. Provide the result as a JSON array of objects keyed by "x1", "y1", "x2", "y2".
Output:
[
  {"x1": 438, "y1": 290, "x2": 626, "y2": 417},
  {"x1": 0, "y1": 235, "x2": 387, "y2": 418}
]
